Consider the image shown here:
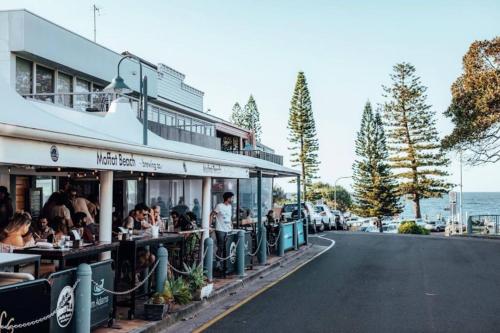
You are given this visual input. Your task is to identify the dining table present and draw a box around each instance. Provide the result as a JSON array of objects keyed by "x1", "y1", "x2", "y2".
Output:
[
  {"x1": 0, "y1": 253, "x2": 41, "y2": 278},
  {"x1": 13, "y1": 241, "x2": 119, "y2": 270}
]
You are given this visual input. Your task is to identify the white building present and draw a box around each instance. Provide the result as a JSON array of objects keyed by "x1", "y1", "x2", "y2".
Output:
[{"x1": 0, "y1": 9, "x2": 298, "y2": 244}]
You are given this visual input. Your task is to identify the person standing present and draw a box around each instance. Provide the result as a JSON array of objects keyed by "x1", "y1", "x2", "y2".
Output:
[
  {"x1": 0, "y1": 186, "x2": 13, "y2": 231},
  {"x1": 211, "y1": 192, "x2": 234, "y2": 257}
]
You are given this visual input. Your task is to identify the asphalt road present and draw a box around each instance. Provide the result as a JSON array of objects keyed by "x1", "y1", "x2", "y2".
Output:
[{"x1": 204, "y1": 232, "x2": 500, "y2": 333}]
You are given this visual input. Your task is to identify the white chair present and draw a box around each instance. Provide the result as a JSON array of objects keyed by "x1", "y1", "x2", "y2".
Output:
[{"x1": 0, "y1": 272, "x2": 35, "y2": 286}]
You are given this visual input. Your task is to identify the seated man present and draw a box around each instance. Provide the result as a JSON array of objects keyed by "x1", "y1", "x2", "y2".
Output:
[{"x1": 123, "y1": 203, "x2": 152, "y2": 232}]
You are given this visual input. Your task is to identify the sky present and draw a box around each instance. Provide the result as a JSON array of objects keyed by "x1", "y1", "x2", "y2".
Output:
[{"x1": 2, "y1": 0, "x2": 499, "y2": 192}]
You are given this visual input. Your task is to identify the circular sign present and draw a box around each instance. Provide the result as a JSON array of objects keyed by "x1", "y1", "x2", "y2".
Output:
[
  {"x1": 229, "y1": 241, "x2": 237, "y2": 264},
  {"x1": 50, "y1": 145, "x2": 59, "y2": 162},
  {"x1": 56, "y1": 286, "x2": 74, "y2": 328}
]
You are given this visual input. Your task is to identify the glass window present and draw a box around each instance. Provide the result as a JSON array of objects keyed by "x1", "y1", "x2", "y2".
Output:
[
  {"x1": 57, "y1": 72, "x2": 73, "y2": 107},
  {"x1": 166, "y1": 115, "x2": 174, "y2": 126},
  {"x1": 75, "y1": 78, "x2": 91, "y2": 111},
  {"x1": 159, "y1": 112, "x2": 167, "y2": 125},
  {"x1": 178, "y1": 117, "x2": 185, "y2": 129},
  {"x1": 92, "y1": 84, "x2": 104, "y2": 92},
  {"x1": 15, "y1": 57, "x2": 33, "y2": 95},
  {"x1": 35, "y1": 65, "x2": 54, "y2": 102}
]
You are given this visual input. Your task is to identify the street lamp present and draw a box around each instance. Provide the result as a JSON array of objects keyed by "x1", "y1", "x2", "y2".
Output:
[
  {"x1": 334, "y1": 176, "x2": 351, "y2": 211},
  {"x1": 105, "y1": 54, "x2": 149, "y2": 145}
]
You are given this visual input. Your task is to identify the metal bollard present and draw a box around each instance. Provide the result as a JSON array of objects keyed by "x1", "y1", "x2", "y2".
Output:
[
  {"x1": 75, "y1": 263, "x2": 91, "y2": 333},
  {"x1": 155, "y1": 245, "x2": 168, "y2": 294},
  {"x1": 257, "y1": 227, "x2": 267, "y2": 265},
  {"x1": 236, "y1": 230, "x2": 246, "y2": 277},
  {"x1": 278, "y1": 223, "x2": 285, "y2": 257},
  {"x1": 304, "y1": 219, "x2": 308, "y2": 245},
  {"x1": 293, "y1": 221, "x2": 299, "y2": 250},
  {"x1": 203, "y1": 237, "x2": 213, "y2": 282}
]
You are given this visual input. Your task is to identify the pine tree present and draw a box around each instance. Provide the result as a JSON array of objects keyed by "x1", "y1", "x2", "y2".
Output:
[
  {"x1": 288, "y1": 71, "x2": 320, "y2": 201},
  {"x1": 352, "y1": 102, "x2": 401, "y2": 218},
  {"x1": 230, "y1": 102, "x2": 245, "y2": 127},
  {"x1": 383, "y1": 63, "x2": 450, "y2": 218},
  {"x1": 243, "y1": 95, "x2": 262, "y2": 141}
]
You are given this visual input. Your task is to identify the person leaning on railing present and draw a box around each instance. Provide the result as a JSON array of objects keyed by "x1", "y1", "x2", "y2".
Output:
[{"x1": 210, "y1": 192, "x2": 234, "y2": 258}]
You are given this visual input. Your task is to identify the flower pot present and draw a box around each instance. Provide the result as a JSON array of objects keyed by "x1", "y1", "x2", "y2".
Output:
[
  {"x1": 198, "y1": 283, "x2": 213, "y2": 300},
  {"x1": 144, "y1": 301, "x2": 169, "y2": 321}
]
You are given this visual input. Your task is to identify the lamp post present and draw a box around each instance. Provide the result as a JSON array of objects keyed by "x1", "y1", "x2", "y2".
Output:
[
  {"x1": 105, "y1": 55, "x2": 149, "y2": 145},
  {"x1": 334, "y1": 176, "x2": 351, "y2": 211}
]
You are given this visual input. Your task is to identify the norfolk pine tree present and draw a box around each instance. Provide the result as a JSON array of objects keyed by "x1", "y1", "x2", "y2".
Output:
[
  {"x1": 231, "y1": 102, "x2": 245, "y2": 128},
  {"x1": 352, "y1": 102, "x2": 401, "y2": 218},
  {"x1": 243, "y1": 95, "x2": 262, "y2": 141},
  {"x1": 288, "y1": 72, "x2": 320, "y2": 201},
  {"x1": 382, "y1": 63, "x2": 450, "y2": 218}
]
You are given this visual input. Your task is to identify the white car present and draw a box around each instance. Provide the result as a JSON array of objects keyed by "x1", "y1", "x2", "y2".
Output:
[
  {"x1": 424, "y1": 221, "x2": 446, "y2": 232},
  {"x1": 365, "y1": 225, "x2": 380, "y2": 233},
  {"x1": 315, "y1": 204, "x2": 334, "y2": 230},
  {"x1": 383, "y1": 223, "x2": 399, "y2": 233}
]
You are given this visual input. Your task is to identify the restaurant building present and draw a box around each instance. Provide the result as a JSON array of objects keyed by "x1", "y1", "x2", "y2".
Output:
[{"x1": 0, "y1": 9, "x2": 300, "y2": 249}]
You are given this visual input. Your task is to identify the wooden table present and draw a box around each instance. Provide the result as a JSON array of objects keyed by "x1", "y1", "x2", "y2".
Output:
[
  {"x1": 14, "y1": 242, "x2": 119, "y2": 270},
  {"x1": 0, "y1": 253, "x2": 41, "y2": 278},
  {"x1": 117, "y1": 233, "x2": 185, "y2": 319}
]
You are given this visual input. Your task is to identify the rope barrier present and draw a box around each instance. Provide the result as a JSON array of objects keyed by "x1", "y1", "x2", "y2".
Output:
[
  {"x1": 248, "y1": 232, "x2": 263, "y2": 257},
  {"x1": 214, "y1": 238, "x2": 240, "y2": 261},
  {"x1": 0, "y1": 279, "x2": 80, "y2": 330},
  {"x1": 92, "y1": 260, "x2": 159, "y2": 296},
  {"x1": 267, "y1": 227, "x2": 281, "y2": 247}
]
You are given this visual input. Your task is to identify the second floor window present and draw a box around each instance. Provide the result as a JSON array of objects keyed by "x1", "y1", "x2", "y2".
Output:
[
  {"x1": 75, "y1": 78, "x2": 91, "y2": 111},
  {"x1": 35, "y1": 65, "x2": 54, "y2": 102},
  {"x1": 15, "y1": 58, "x2": 33, "y2": 95},
  {"x1": 57, "y1": 72, "x2": 73, "y2": 107}
]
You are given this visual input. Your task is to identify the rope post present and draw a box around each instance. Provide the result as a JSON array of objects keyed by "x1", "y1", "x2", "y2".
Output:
[
  {"x1": 278, "y1": 223, "x2": 285, "y2": 257},
  {"x1": 155, "y1": 245, "x2": 168, "y2": 294},
  {"x1": 236, "y1": 230, "x2": 246, "y2": 277},
  {"x1": 293, "y1": 221, "x2": 299, "y2": 250},
  {"x1": 75, "y1": 264, "x2": 91, "y2": 333},
  {"x1": 203, "y1": 237, "x2": 213, "y2": 282}
]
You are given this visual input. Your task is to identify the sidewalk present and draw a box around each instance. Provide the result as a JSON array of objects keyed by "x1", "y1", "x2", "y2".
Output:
[{"x1": 94, "y1": 242, "x2": 325, "y2": 333}]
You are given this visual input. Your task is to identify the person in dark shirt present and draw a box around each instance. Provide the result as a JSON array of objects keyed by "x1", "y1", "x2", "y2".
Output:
[{"x1": 0, "y1": 186, "x2": 13, "y2": 231}]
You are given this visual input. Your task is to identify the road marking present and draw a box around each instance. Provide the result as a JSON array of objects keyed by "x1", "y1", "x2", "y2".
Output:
[{"x1": 193, "y1": 236, "x2": 336, "y2": 332}]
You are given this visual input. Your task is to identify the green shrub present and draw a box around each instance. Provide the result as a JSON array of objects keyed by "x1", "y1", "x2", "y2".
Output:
[
  {"x1": 183, "y1": 262, "x2": 206, "y2": 292},
  {"x1": 398, "y1": 221, "x2": 430, "y2": 235},
  {"x1": 164, "y1": 277, "x2": 192, "y2": 305}
]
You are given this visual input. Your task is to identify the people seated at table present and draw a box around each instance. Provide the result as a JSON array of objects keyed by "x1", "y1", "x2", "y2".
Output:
[
  {"x1": 123, "y1": 203, "x2": 152, "y2": 232},
  {"x1": 0, "y1": 212, "x2": 36, "y2": 249},
  {"x1": 172, "y1": 196, "x2": 189, "y2": 216},
  {"x1": 266, "y1": 210, "x2": 277, "y2": 225},
  {"x1": 69, "y1": 188, "x2": 97, "y2": 223},
  {"x1": 73, "y1": 212, "x2": 98, "y2": 242},
  {"x1": 35, "y1": 216, "x2": 54, "y2": 241},
  {"x1": 170, "y1": 211, "x2": 194, "y2": 231},
  {"x1": 0, "y1": 186, "x2": 13, "y2": 231},
  {"x1": 149, "y1": 205, "x2": 162, "y2": 227},
  {"x1": 47, "y1": 216, "x2": 68, "y2": 244}
]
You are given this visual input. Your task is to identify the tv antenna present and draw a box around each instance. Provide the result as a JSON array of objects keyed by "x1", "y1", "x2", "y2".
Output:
[{"x1": 93, "y1": 4, "x2": 101, "y2": 42}]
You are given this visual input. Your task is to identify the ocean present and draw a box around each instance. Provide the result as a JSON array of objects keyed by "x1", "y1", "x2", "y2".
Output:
[{"x1": 401, "y1": 192, "x2": 500, "y2": 220}]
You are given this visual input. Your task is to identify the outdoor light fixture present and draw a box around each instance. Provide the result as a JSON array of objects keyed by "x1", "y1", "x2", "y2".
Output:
[
  {"x1": 104, "y1": 75, "x2": 131, "y2": 94},
  {"x1": 106, "y1": 54, "x2": 149, "y2": 145}
]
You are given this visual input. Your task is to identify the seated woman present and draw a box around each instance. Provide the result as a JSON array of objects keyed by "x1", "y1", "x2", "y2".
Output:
[
  {"x1": 47, "y1": 216, "x2": 68, "y2": 244},
  {"x1": 73, "y1": 212, "x2": 98, "y2": 242},
  {"x1": 170, "y1": 211, "x2": 194, "y2": 231},
  {"x1": 0, "y1": 212, "x2": 36, "y2": 248}
]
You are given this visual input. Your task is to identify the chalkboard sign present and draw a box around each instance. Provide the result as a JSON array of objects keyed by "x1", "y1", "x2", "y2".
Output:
[{"x1": 29, "y1": 187, "x2": 43, "y2": 220}]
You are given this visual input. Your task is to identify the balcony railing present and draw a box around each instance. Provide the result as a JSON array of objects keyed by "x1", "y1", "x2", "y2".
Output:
[
  {"x1": 21, "y1": 91, "x2": 221, "y2": 150},
  {"x1": 227, "y1": 149, "x2": 284, "y2": 165}
]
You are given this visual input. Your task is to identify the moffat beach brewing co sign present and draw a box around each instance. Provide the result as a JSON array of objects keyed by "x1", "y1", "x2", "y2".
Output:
[{"x1": 96, "y1": 151, "x2": 162, "y2": 171}]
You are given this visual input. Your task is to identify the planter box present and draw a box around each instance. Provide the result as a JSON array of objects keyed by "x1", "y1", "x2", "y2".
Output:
[{"x1": 144, "y1": 302, "x2": 169, "y2": 321}]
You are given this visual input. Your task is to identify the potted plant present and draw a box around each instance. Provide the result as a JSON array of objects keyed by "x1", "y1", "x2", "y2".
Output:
[
  {"x1": 183, "y1": 262, "x2": 213, "y2": 300},
  {"x1": 164, "y1": 277, "x2": 192, "y2": 311},
  {"x1": 144, "y1": 292, "x2": 169, "y2": 321}
]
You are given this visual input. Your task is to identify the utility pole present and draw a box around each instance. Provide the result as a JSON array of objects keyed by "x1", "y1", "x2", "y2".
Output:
[
  {"x1": 93, "y1": 4, "x2": 101, "y2": 42},
  {"x1": 459, "y1": 150, "x2": 464, "y2": 232}
]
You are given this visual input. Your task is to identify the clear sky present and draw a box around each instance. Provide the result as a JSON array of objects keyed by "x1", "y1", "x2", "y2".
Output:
[{"x1": 2, "y1": 0, "x2": 499, "y2": 192}]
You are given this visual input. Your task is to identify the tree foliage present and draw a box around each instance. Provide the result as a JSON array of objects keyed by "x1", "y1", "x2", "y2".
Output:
[
  {"x1": 309, "y1": 182, "x2": 352, "y2": 212},
  {"x1": 352, "y1": 102, "x2": 402, "y2": 218},
  {"x1": 272, "y1": 184, "x2": 287, "y2": 206},
  {"x1": 230, "y1": 96, "x2": 262, "y2": 141},
  {"x1": 288, "y1": 72, "x2": 320, "y2": 201},
  {"x1": 442, "y1": 36, "x2": 500, "y2": 165},
  {"x1": 382, "y1": 63, "x2": 450, "y2": 218}
]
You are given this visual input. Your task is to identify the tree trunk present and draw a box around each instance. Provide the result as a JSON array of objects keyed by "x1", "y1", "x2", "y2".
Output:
[{"x1": 414, "y1": 194, "x2": 421, "y2": 219}]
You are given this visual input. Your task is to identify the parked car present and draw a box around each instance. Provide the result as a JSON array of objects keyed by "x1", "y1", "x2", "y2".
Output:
[
  {"x1": 383, "y1": 223, "x2": 399, "y2": 233},
  {"x1": 315, "y1": 204, "x2": 334, "y2": 230},
  {"x1": 424, "y1": 221, "x2": 446, "y2": 232},
  {"x1": 365, "y1": 225, "x2": 380, "y2": 233},
  {"x1": 284, "y1": 202, "x2": 324, "y2": 233},
  {"x1": 330, "y1": 210, "x2": 345, "y2": 230}
]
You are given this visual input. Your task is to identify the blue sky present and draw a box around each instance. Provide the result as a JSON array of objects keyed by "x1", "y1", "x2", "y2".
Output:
[{"x1": 2, "y1": 0, "x2": 499, "y2": 191}]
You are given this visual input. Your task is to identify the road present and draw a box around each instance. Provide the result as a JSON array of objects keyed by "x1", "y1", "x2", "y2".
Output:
[{"x1": 203, "y1": 232, "x2": 500, "y2": 333}]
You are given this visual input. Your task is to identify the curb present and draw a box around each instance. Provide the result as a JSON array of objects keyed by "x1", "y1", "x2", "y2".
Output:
[{"x1": 132, "y1": 244, "x2": 314, "y2": 333}]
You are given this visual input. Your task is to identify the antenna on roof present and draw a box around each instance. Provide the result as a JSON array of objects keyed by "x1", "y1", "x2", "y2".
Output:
[{"x1": 93, "y1": 4, "x2": 101, "y2": 42}]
